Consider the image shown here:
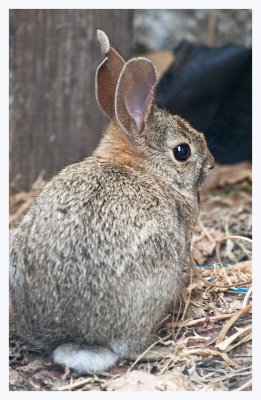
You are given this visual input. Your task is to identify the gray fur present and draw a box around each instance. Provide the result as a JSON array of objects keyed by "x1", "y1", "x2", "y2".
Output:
[{"x1": 10, "y1": 34, "x2": 214, "y2": 373}]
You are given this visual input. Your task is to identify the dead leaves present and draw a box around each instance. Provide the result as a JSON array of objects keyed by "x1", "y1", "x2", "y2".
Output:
[
  {"x1": 206, "y1": 162, "x2": 252, "y2": 191},
  {"x1": 104, "y1": 370, "x2": 189, "y2": 391},
  {"x1": 233, "y1": 260, "x2": 252, "y2": 275},
  {"x1": 191, "y1": 174, "x2": 252, "y2": 290},
  {"x1": 9, "y1": 172, "x2": 46, "y2": 228},
  {"x1": 192, "y1": 226, "x2": 224, "y2": 264},
  {"x1": 215, "y1": 304, "x2": 252, "y2": 347},
  {"x1": 9, "y1": 161, "x2": 252, "y2": 391}
]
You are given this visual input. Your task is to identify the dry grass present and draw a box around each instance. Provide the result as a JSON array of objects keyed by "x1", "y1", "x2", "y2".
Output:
[
  {"x1": 9, "y1": 172, "x2": 46, "y2": 229},
  {"x1": 9, "y1": 162, "x2": 252, "y2": 391}
]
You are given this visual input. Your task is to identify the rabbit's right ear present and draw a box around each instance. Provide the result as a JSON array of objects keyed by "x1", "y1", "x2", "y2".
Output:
[
  {"x1": 96, "y1": 30, "x2": 125, "y2": 119},
  {"x1": 115, "y1": 57, "x2": 158, "y2": 136}
]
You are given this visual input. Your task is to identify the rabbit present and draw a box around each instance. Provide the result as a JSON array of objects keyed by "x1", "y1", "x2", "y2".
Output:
[{"x1": 9, "y1": 29, "x2": 215, "y2": 373}]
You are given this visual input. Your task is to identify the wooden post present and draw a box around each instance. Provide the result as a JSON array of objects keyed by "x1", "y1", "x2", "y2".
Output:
[{"x1": 10, "y1": 10, "x2": 133, "y2": 191}]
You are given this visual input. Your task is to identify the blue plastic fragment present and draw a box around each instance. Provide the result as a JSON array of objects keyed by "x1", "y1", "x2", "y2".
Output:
[{"x1": 229, "y1": 288, "x2": 249, "y2": 293}]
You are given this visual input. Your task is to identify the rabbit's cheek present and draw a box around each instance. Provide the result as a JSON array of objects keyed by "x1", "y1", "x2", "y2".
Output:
[{"x1": 196, "y1": 168, "x2": 209, "y2": 189}]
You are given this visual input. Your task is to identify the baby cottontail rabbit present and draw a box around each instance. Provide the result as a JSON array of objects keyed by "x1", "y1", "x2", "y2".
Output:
[{"x1": 10, "y1": 30, "x2": 215, "y2": 373}]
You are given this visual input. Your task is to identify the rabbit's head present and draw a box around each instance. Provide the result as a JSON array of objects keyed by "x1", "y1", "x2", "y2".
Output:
[{"x1": 95, "y1": 30, "x2": 215, "y2": 194}]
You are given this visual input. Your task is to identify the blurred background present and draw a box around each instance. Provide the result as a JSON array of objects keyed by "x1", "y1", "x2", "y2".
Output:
[{"x1": 9, "y1": 9, "x2": 252, "y2": 192}]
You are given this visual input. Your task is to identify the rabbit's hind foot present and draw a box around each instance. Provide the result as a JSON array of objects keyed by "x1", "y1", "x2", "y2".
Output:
[{"x1": 52, "y1": 343, "x2": 119, "y2": 373}]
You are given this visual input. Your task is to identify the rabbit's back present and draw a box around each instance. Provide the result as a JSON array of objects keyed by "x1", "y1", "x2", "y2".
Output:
[{"x1": 10, "y1": 157, "x2": 191, "y2": 350}]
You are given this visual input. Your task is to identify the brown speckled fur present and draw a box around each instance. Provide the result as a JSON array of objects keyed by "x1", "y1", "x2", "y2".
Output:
[{"x1": 10, "y1": 32, "x2": 214, "y2": 368}]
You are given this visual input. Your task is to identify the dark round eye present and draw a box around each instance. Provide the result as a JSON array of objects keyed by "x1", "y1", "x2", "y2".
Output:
[{"x1": 173, "y1": 143, "x2": 191, "y2": 161}]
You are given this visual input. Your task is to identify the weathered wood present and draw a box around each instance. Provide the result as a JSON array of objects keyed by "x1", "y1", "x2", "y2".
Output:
[{"x1": 10, "y1": 10, "x2": 133, "y2": 191}]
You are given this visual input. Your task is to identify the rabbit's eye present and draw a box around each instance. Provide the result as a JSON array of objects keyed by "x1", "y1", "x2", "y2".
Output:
[{"x1": 173, "y1": 143, "x2": 191, "y2": 161}]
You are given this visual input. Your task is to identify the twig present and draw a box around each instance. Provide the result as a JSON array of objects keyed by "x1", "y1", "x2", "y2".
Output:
[
  {"x1": 243, "y1": 286, "x2": 252, "y2": 308},
  {"x1": 215, "y1": 304, "x2": 252, "y2": 345},
  {"x1": 215, "y1": 325, "x2": 252, "y2": 351},
  {"x1": 56, "y1": 377, "x2": 97, "y2": 391},
  {"x1": 201, "y1": 366, "x2": 251, "y2": 384},
  {"x1": 180, "y1": 348, "x2": 237, "y2": 366},
  {"x1": 224, "y1": 332, "x2": 252, "y2": 353},
  {"x1": 172, "y1": 293, "x2": 183, "y2": 339},
  {"x1": 174, "y1": 266, "x2": 193, "y2": 341},
  {"x1": 126, "y1": 336, "x2": 171, "y2": 373},
  {"x1": 234, "y1": 378, "x2": 252, "y2": 391},
  {"x1": 170, "y1": 312, "x2": 237, "y2": 329},
  {"x1": 215, "y1": 235, "x2": 252, "y2": 267},
  {"x1": 158, "y1": 357, "x2": 175, "y2": 375},
  {"x1": 198, "y1": 219, "x2": 215, "y2": 242}
]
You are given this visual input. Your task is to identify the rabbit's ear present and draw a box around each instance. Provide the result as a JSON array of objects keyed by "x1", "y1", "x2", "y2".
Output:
[
  {"x1": 115, "y1": 57, "x2": 158, "y2": 135},
  {"x1": 96, "y1": 30, "x2": 125, "y2": 119}
]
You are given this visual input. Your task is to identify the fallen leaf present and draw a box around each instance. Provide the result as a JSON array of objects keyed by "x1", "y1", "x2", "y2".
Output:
[
  {"x1": 206, "y1": 162, "x2": 252, "y2": 191},
  {"x1": 17, "y1": 359, "x2": 51, "y2": 373},
  {"x1": 104, "y1": 370, "x2": 189, "y2": 391},
  {"x1": 9, "y1": 368, "x2": 24, "y2": 386},
  {"x1": 232, "y1": 260, "x2": 252, "y2": 274},
  {"x1": 192, "y1": 228, "x2": 224, "y2": 264},
  {"x1": 184, "y1": 304, "x2": 207, "y2": 319},
  {"x1": 109, "y1": 365, "x2": 129, "y2": 375}
]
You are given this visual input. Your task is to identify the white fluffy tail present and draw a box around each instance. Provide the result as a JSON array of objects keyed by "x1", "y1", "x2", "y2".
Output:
[{"x1": 52, "y1": 343, "x2": 119, "y2": 373}]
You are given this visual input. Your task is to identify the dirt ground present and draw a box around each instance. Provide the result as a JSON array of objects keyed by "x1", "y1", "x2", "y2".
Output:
[{"x1": 9, "y1": 161, "x2": 252, "y2": 391}]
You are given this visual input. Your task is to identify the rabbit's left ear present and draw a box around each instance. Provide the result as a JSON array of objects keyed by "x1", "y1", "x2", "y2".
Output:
[
  {"x1": 96, "y1": 30, "x2": 125, "y2": 119},
  {"x1": 115, "y1": 57, "x2": 158, "y2": 135}
]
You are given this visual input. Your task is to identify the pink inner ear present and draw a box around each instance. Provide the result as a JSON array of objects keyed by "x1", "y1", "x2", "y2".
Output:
[
  {"x1": 125, "y1": 89, "x2": 153, "y2": 132},
  {"x1": 115, "y1": 57, "x2": 157, "y2": 135},
  {"x1": 124, "y1": 61, "x2": 157, "y2": 132}
]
